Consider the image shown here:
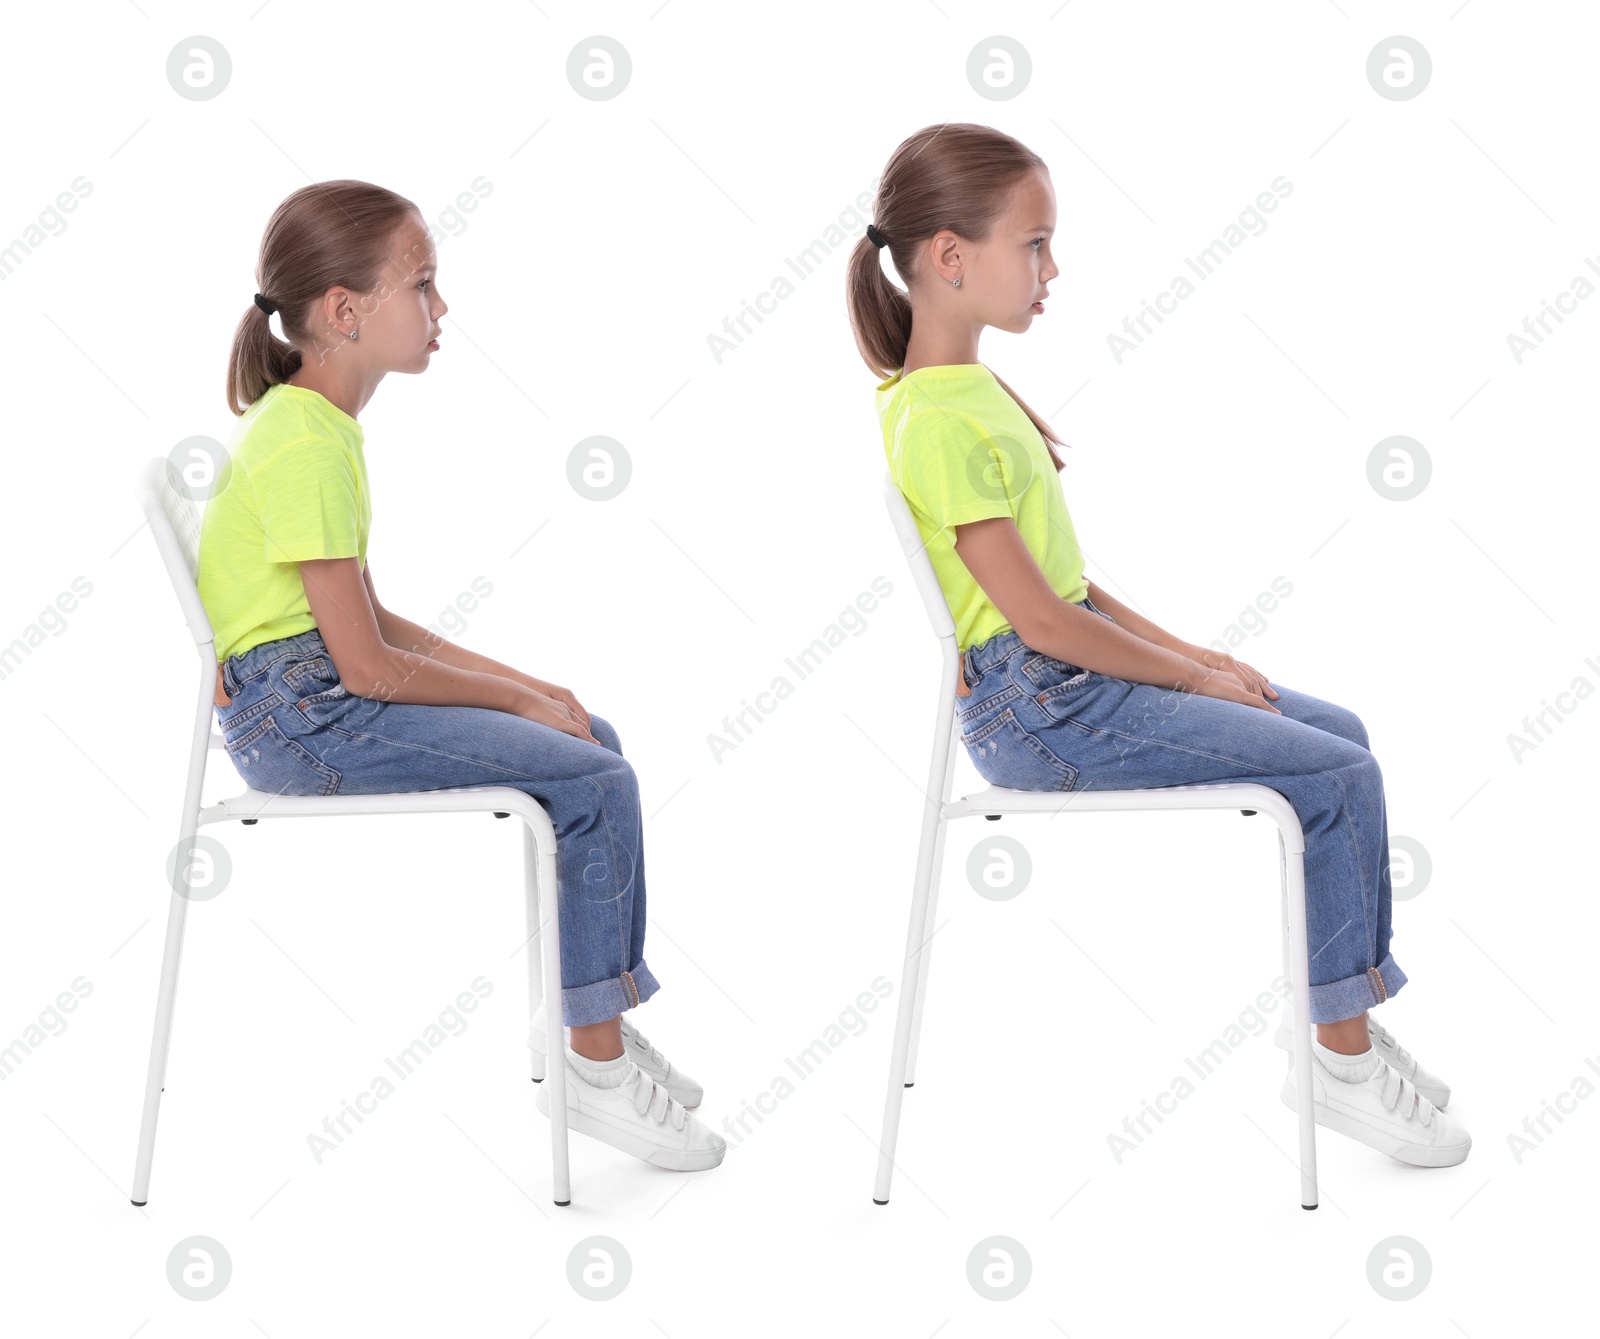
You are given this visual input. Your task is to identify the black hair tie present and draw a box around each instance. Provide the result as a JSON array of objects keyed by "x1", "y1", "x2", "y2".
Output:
[
  {"x1": 866, "y1": 223, "x2": 887, "y2": 249},
  {"x1": 253, "y1": 292, "x2": 277, "y2": 315}
]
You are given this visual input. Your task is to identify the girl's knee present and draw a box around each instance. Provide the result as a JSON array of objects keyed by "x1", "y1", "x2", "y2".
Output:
[
  {"x1": 1337, "y1": 708, "x2": 1370, "y2": 752},
  {"x1": 587, "y1": 713, "x2": 622, "y2": 754},
  {"x1": 1311, "y1": 699, "x2": 1370, "y2": 752}
]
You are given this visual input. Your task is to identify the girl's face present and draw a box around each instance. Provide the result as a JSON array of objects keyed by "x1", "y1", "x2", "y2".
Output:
[
  {"x1": 353, "y1": 212, "x2": 448, "y2": 372},
  {"x1": 972, "y1": 167, "x2": 1058, "y2": 334}
]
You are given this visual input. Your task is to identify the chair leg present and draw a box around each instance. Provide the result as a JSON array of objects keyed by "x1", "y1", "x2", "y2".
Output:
[
  {"x1": 1279, "y1": 828, "x2": 1319, "y2": 1209},
  {"x1": 525, "y1": 821, "x2": 571, "y2": 1206},
  {"x1": 525, "y1": 837, "x2": 545, "y2": 1085},
  {"x1": 902, "y1": 727, "x2": 959, "y2": 1087},
  {"x1": 130, "y1": 836, "x2": 201, "y2": 1206},
  {"x1": 872, "y1": 779, "x2": 950, "y2": 1203},
  {"x1": 1280, "y1": 834, "x2": 1293, "y2": 1076}
]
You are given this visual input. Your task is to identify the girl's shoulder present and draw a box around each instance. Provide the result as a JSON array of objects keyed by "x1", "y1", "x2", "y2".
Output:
[{"x1": 229, "y1": 384, "x2": 359, "y2": 468}]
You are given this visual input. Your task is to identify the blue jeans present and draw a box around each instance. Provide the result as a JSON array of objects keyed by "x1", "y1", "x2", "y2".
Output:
[
  {"x1": 956, "y1": 595, "x2": 1405, "y2": 1024},
  {"x1": 214, "y1": 628, "x2": 658, "y2": 1027}
]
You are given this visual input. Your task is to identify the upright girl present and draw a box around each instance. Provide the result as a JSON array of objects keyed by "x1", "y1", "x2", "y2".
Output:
[
  {"x1": 846, "y1": 124, "x2": 1468, "y2": 1169},
  {"x1": 200, "y1": 180, "x2": 724, "y2": 1173}
]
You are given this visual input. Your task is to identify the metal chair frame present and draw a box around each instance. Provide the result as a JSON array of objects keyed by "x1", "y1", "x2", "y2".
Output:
[
  {"x1": 129, "y1": 458, "x2": 574, "y2": 1208},
  {"x1": 872, "y1": 471, "x2": 1320, "y2": 1209}
]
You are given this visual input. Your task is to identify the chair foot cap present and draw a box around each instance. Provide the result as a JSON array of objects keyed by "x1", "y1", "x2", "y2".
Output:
[
  {"x1": 873, "y1": 1197, "x2": 889, "y2": 1205},
  {"x1": 555, "y1": 1198, "x2": 570, "y2": 1207},
  {"x1": 1302, "y1": 1203, "x2": 1318, "y2": 1210},
  {"x1": 131, "y1": 1199, "x2": 147, "y2": 1207}
]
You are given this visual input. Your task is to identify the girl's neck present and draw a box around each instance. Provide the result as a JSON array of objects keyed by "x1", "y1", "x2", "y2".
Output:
[
  {"x1": 285, "y1": 364, "x2": 379, "y2": 423},
  {"x1": 901, "y1": 335, "x2": 982, "y2": 378}
]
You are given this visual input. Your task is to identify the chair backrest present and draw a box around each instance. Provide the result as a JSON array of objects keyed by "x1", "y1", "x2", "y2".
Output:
[
  {"x1": 135, "y1": 455, "x2": 229, "y2": 797},
  {"x1": 882, "y1": 470, "x2": 965, "y2": 798},
  {"x1": 881, "y1": 470, "x2": 956, "y2": 643},
  {"x1": 135, "y1": 457, "x2": 216, "y2": 650}
]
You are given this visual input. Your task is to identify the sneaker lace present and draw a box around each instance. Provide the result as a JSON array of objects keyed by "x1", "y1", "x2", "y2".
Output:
[
  {"x1": 620, "y1": 1064, "x2": 688, "y2": 1132},
  {"x1": 1372, "y1": 1061, "x2": 1435, "y2": 1127}
]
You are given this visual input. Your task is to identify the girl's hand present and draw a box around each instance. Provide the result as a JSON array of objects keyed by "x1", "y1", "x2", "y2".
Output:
[
  {"x1": 512, "y1": 686, "x2": 599, "y2": 743},
  {"x1": 1187, "y1": 655, "x2": 1281, "y2": 714},
  {"x1": 540, "y1": 682, "x2": 592, "y2": 734},
  {"x1": 1194, "y1": 647, "x2": 1278, "y2": 702},
  {"x1": 514, "y1": 672, "x2": 593, "y2": 735}
]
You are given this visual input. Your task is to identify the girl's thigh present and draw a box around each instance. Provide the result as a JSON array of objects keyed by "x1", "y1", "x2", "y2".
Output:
[
  {"x1": 1257, "y1": 680, "x2": 1370, "y2": 751},
  {"x1": 960, "y1": 660, "x2": 1372, "y2": 793},
  {"x1": 288, "y1": 689, "x2": 628, "y2": 796}
]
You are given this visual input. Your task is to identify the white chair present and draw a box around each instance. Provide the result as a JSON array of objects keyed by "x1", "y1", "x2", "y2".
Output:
[
  {"x1": 873, "y1": 470, "x2": 1322, "y2": 1209},
  {"x1": 129, "y1": 457, "x2": 574, "y2": 1207}
]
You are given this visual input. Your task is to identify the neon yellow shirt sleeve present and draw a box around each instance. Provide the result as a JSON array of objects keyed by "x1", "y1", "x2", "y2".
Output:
[{"x1": 256, "y1": 437, "x2": 362, "y2": 565}]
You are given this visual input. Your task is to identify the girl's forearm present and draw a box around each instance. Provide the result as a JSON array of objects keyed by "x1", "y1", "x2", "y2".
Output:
[
  {"x1": 363, "y1": 647, "x2": 533, "y2": 713},
  {"x1": 1083, "y1": 579, "x2": 1198, "y2": 658},
  {"x1": 377, "y1": 608, "x2": 547, "y2": 693}
]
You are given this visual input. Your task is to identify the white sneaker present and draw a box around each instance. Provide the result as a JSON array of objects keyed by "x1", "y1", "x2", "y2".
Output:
[
  {"x1": 1273, "y1": 1014, "x2": 1451, "y2": 1108},
  {"x1": 535, "y1": 1052, "x2": 727, "y2": 1172},
  {"x1": 528, "y1": 1001, "x2": 705, "y2": 1109},
  {"x1": 1280, "y1": 1050, "x2": 1470, "y2": 1167}
]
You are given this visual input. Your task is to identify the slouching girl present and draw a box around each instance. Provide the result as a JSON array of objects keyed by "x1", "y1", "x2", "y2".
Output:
[
  {"x1": 198, "y1": 180, "x2": 724, "y2": 1174},
  {"x1": 846, "y1": 125, "x2": 1468, "y2": 1170}
]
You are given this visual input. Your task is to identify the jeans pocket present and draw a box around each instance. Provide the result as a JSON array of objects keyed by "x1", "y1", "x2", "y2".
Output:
[
  {"x1": 956, "y1": 680, "x2": 1024, "y2": 732},
  {"x1": 1034, "y1": 666, "x2": 1103, "y2": 721},
  {"x1": 224, "y1": 713, "x2": 341, "y2": 796},
  {"x1": 960, "y1": 707, "x2": 1079, "y2": 792},
  {"x1": 1019, "y1": 650, "x2": 1090, "y2": 691},
  {"x1": 281, "y1": 654, "x2": 356, "y2": 726},
  {"x1": 216, "y1": 689, "x2": 285, "y2": 739},
  {"x1": 282, "y1": 654, "x2": 340, "y2": 696}
]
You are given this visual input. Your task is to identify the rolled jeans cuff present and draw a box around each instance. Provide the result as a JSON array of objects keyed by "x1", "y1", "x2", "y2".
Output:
[
  {"x1": 1308, "y1": 952, "x2": 1407, "y2": 1025},
  {"x1": 561, "y1": 958, "x2": 660, "y2": 1027}
]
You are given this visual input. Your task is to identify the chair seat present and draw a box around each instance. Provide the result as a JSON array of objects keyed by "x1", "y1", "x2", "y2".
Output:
[
  {"x1": 946, "y1": 780, "x2": 1300, "y2": 843},
  {"x1": 198, "y1": 783, "x2": 542, "y2": 826}
]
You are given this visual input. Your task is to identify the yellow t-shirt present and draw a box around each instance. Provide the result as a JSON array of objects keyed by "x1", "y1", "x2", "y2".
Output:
[
  {"x1": 197, "y1": 382, "x2": 371, "y2": 663},
  {"x1": 877, "y1": 362, "x2": 1088, "y2": 652}
]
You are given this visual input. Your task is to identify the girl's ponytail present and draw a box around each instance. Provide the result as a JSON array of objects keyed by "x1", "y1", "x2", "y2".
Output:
[
  {"x1": 846, "y1": 229, "x2": 912, "y2": 385},
  {"x1": 846, "y1": 123, "x2": 1070, "y2": 472},
  {"x1": 225, "y1": 179, "x2": 420, "y2": 416},
  {"x1": 227, "y1": 297, "x2": 303, "y2": 417}
]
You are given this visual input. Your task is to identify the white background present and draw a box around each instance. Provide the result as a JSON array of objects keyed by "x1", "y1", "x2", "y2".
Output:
[{"x1": 1, "y1": 0, "x2": 1594, "y2": 1333}]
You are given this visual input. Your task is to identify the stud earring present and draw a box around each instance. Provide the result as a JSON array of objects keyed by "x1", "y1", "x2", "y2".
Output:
[
  {"x1": 348, "y1": 327, "x2": 358, "y2": 341},
  {"x1": 952, "y1": 277, "x2": 961, "y2": 287}
]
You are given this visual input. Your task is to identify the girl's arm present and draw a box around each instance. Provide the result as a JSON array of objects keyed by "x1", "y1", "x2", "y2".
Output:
[
  {"x1": 363, "y1": 563, "x2": 584, "y2": 725},
  {"x1": 953, "y1": 520, "x2": 1208, "y2": 690},
  {"x1": 299, "y1": 558, "x2": 597, "y2": 737},
  {"x1": 375, "y1": 604, "x2": 556, "y2": 695},
  {"x1": 951, "y1": 522, "x2": 1278, "y2": 710},
  {"x1": 298, "y1": 558, "x2": 530, "y2": 711},
  {"x1": 1081, "y1": 579, "x2": 1202, "y2": 660}
]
